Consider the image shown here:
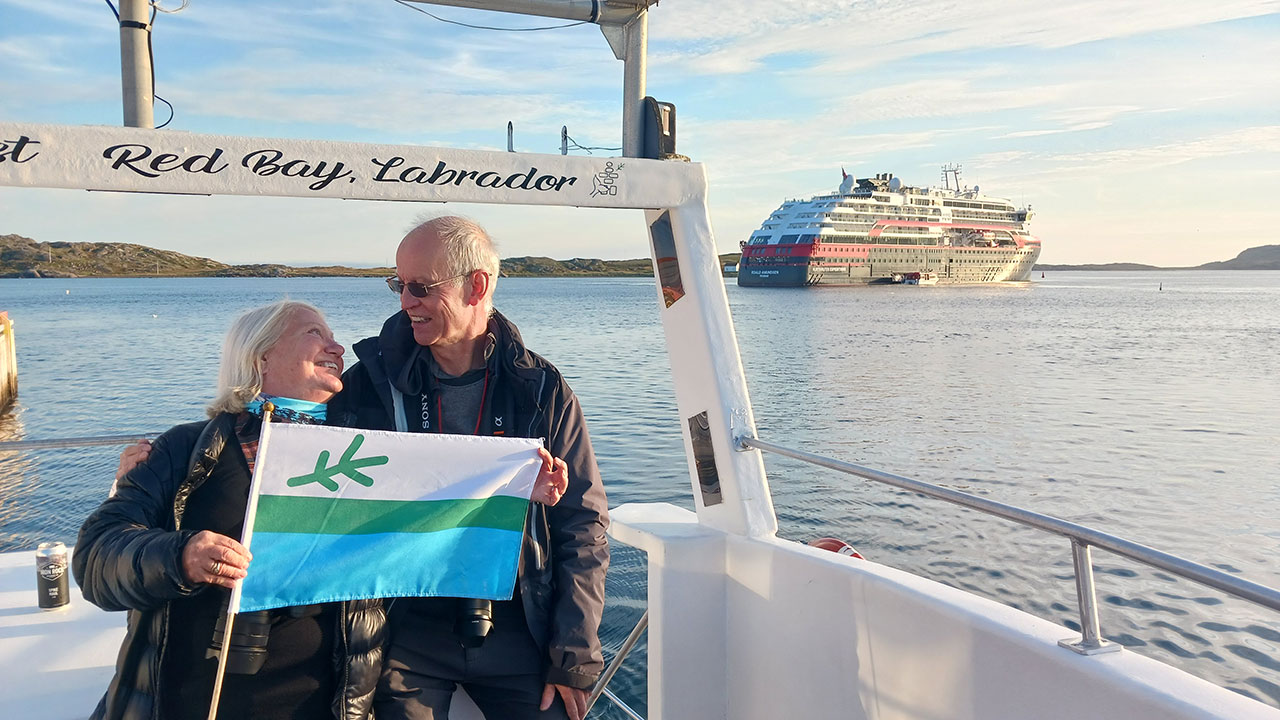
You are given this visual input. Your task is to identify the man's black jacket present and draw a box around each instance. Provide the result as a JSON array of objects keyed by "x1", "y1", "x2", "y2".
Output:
[{"x1": 331, "y1": 309, "x2": 610, "y2": 689}]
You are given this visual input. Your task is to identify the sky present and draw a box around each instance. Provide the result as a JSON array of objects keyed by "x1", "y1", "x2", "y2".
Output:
[{"x1": 2, "y1": 0, "x2": 1278, "y2": 266}]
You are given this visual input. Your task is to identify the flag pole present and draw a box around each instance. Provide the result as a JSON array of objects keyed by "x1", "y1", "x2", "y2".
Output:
[{"x1": 207, "y1": 401, "x2": 276, "y2": 720}]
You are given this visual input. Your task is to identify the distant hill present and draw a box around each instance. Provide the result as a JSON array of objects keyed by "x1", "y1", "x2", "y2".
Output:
[
  {"x1": 0, "y1": 234, "x2": 389, "y2": 278},
  {"x1": 502, "y1": 256, "x2": 652, "y2": 277},
  {"x1": 1035, "y1": 244, "x2": 1280, "y2": 271},
  {"x1": 0, "y1": 233, "x2": 742, "y2": 279},
  {"x1": 2, "y1": 233, "x2": 228, "y2": 278},
  {"x1": 1195, "y1": 244, "x2": 1280, "y2": 270}
]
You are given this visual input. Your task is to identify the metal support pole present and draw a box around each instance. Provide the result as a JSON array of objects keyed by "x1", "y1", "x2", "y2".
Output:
[
  {"x1": 620, "y1": 10, "x2": 647, "y2": 158},
  {"x1": 118, "y1": 0, "x2": 154, "y2": 128},
  {"x1": 1059, "y1": 539, "x2": 1119, "y2": 655},
  {"x1": 586, "y1": 610, "x2": 648, "y2": 714}
]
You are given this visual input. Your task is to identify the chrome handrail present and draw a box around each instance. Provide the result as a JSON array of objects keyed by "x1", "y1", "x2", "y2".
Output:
[
  {"x1": 599, "y1": 688, "x2": 645, "y2": 720},
  {"x1": 0, "y1": 434, "x2": 152, "y2": 451},
  {"x1": 587, "y1": 610, "x2": 649, "y2": 717},
  {"x1": 738, "y1": 435, "x2": 1280, "y2": 653}
]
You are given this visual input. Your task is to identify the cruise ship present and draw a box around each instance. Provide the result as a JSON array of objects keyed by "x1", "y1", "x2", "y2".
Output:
[{"x1": 738, "y1": 166, "x2": 1042, "y2": 286}]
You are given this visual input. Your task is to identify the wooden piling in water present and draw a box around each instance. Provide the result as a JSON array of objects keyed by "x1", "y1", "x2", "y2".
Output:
[{"x1": 0, "y1": 312, "x2": 16, "y2": 413}]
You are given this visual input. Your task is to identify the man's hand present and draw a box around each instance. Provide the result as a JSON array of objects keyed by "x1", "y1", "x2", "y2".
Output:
[
  {"x1": 532, "y1": 447, "x2": 569, "y2": 507},
  {"x1": 541, "y1": 683, "x2": 588, "y2": 720},
  {"x1": 116, "y1": 439, "x2": 152, "y2": 481},
  {"x1": 181, "y1": 530, "x2": 252, "y2": 589}
]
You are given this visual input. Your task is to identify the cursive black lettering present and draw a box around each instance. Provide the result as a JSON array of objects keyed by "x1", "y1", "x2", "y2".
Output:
[
  {"x1": 504, "y1": 168, "x2": 535, "y2": 189},
  {"x1": 0, "y1": 135, "x2": 41, "y2": 164},
  {"x1": 150, "y1": 152, "x2": 183, "y2": 173},
  {"x1": 103, "y1": 143, "x2": 228, "y2": 178},
  {"x1": 183, "y1": 149, "x2": 228, "y2": 175},
  {"x1": 242, "y1": 149, "x2": 353, "y2": 191},
  {"x1": 365, "y1": 158, "x2": 577, "y2": 193},
  {"x1": 372, "y1": 156, "x2": 406, "y2": 182},
  {"x1": 401, "y1": 166, "x2": 428, "y2": 183},
  {"x1": 426, "y1": 161, "x2": 455, "y2": 185},
  {"x1": 104, "y1": 144, "x2": 159, "y2": 177},
  {"x1": 521, "y1": 168, "x2": 541, "y2": 190}
]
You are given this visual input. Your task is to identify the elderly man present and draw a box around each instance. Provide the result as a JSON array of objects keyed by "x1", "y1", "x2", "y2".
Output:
[{"x1": 332, "y1": 216, "x2": 609, "y2": 720}]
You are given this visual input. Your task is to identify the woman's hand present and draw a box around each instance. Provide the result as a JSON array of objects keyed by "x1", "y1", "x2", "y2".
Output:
[
  {"x1": 532, "y1": 447, "x2": 569, "y2": 507},
  {"x1": 115, "y1": 439, "x2": 152, "y2": 481},
  {"x1": 182, "y1": 531, "x2": 252, "y2": 589}
]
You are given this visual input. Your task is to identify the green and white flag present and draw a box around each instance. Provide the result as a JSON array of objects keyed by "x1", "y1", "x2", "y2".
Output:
[{"x1": 231, "y1": 423, "x2": 541, "y2": 613}]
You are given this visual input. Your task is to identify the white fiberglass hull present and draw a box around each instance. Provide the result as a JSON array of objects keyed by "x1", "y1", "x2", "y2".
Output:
[{"x1": 610, "y1": 502, "x2": 1280, "y2": 720}]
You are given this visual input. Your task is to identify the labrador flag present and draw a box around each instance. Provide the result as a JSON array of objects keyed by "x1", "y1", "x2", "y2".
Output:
[{"x1": 231, "y1": 423, "x2": 541, "y2": 614}]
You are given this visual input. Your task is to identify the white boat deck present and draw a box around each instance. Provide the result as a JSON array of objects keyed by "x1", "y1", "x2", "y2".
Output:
[
  {"x1": 0, "y1": 548, "x2": 496, "y2": 720},
  {"x1": 0, "y1": 549, "x2": 122, "y2": 719}
]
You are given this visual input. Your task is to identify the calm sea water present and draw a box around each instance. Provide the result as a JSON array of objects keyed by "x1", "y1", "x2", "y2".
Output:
[{"x1": 1, "y1": 271, "x2": 1278, "y2": 715}]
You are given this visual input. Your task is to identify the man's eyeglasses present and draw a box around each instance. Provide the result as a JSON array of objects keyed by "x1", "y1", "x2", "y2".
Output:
[{"x1": 386, "y1": 272, "x2": 474, "y2": 298}]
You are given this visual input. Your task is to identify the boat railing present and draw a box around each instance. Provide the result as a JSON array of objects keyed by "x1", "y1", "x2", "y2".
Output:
[
  {"x1": 586, "y1": 610, "x2": 649, "y2": 719},
  {"x1": 17, "y1": 430, "x2": 1277, "y2": 702},
  {"x1": 0, "y1": 434, "x2": 153, "y2": 451},
  {"x1": 737, "y1": 435, "x2": 1280, "y2": 655}
]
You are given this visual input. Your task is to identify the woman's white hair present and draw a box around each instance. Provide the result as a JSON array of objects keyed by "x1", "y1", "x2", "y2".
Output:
[
  {"x1": 207, "y1": 300, "x2": 325, "y2": 417},
  {"x1": 408, "y1": 215, "x2": 501, "y2": 312}
]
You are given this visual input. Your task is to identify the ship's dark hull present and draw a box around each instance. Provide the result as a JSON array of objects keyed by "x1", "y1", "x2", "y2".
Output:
[
  {"x1": 737, "y1": 245, "x2": 1041, "y2": 287},
  {"x1": 736, "y1": 265, "x2": 812, "y2": 287}
]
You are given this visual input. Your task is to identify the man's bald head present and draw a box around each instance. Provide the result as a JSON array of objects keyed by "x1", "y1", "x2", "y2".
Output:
[
  {"x1": 403, "y1": 216, "x2": 499, "y2": 278},
  {"x1": 399, "y1": 216, "x2": 500, "y2": 312}
]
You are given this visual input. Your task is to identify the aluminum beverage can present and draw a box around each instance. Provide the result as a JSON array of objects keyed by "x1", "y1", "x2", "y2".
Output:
[{"x1": 35, "y1": 541, "x2": 70, "y2": 610}]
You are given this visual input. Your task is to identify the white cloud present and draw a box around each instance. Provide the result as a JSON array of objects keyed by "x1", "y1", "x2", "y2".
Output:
[
  {"x1": 978, "y1": 125, "x2": 1280, "y2": 179},
  {"x1": 651, "y1": 0, "x2": 1280, "y2": 76}
]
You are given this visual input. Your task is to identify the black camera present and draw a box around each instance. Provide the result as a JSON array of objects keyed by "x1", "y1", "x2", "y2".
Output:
[
  {"x1": 454, "y1": 598, "x2": 494, "y2": 648},
  {"x1": 207, "y1": 608, "x2": 271, "y2": 674}
]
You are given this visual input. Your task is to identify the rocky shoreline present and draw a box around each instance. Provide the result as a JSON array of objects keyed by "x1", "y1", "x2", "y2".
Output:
[{"x1": 2, "y1": 233, "x2": 742, "y2": 279}]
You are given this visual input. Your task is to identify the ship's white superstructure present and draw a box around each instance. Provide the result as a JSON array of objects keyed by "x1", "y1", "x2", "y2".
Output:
[{"x1": 739, "y1": 166, "x2": 1041, "y2": 286}]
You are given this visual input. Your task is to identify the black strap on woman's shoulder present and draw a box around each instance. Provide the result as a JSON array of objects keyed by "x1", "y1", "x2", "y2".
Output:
[
  {"x1": 174, "y1": 413, "x2": 237, "y2": 529},
  {"x1": 186, "y1": 412, "x2": 236, "y2": 480}
]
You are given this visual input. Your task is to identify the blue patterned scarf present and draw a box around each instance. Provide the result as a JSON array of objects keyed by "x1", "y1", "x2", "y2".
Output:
[{"x1": 246, "y1": 394, "x2": 327, "y2": 425}]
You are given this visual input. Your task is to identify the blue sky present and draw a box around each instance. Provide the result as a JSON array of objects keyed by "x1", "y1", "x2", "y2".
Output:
[{"x1": 2, "y1": 0, "x2": 1278, "y2": 266}]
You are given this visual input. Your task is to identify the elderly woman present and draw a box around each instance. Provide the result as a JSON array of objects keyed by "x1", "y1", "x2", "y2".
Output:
[{"x1": 74, "y1": 300, "x2": 568, "y2": 720}]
